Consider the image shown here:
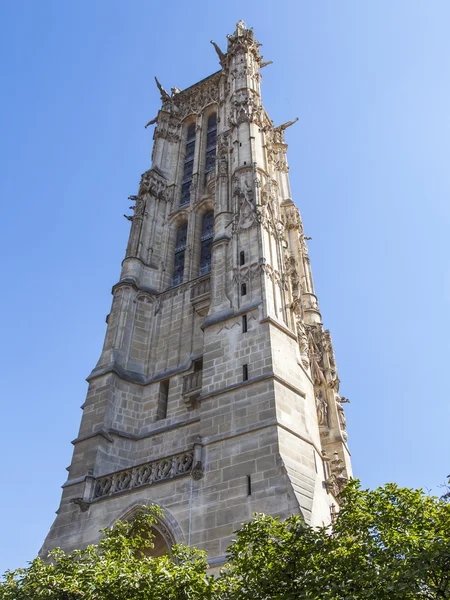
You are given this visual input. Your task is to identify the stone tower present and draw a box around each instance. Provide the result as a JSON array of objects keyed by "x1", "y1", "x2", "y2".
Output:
[{"x1": 41, "y1": 21, "x2": 352, "y2": 566}]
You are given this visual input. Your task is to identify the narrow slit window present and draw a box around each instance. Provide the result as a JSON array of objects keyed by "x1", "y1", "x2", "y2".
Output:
[
  {"x1": 243, "y1": 364, "x2": 248, "y2": 381},
  {"x1": 241, "y1": 282, "x2": 247, "y2": 296},
  {"x1": 199, "y1": 211, "x2": 214, "y2": 275},
  {"x1": 242, "y1": 314, "x2": 248, "y2": 333},
  {"x1": 156, "y1": 380, "x2": 169, "y2": 421},
  {"x1": 247, "y1": 474, "x2": 252, "y2": 496},
  {"x1": 240, "y1": 250, "x2": 245, "y2": 266}
]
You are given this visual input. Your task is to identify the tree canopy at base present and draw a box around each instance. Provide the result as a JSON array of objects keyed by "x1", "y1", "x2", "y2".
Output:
[{"x1": 1, "y1": 480, "x2": 449, "y2": 600}]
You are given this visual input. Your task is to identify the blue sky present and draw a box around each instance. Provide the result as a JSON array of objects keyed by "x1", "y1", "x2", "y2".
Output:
[{"x1": 1, "y1": 0, "x2": 449, "y2": 574}]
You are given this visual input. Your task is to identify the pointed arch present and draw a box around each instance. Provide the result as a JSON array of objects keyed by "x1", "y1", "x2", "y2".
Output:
[{"x1": 110, "y1": 501, "x2": 185, "y2": 557}]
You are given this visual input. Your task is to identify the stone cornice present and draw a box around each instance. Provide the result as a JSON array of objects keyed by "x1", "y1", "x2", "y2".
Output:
[
  {"x1": 201, "y1": 300, "x2": 261, "y2": 330},
  {"x1": 71, "y1": 416, "x2": 201, "y2": 448},
  {"x1": 260, "y1": 315, "x2": 298, "y2": 341},
  {"x1": 87, "y1": 351, "x2": 203, "y2": 386},
  {"x1": 198, "y1": 370, "x2": 306, "y2": 402}
]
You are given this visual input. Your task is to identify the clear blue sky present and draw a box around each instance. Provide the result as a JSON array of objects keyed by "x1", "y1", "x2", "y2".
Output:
[{"x1": 1, "y1": 0, "x2": 449, "y2": 574}]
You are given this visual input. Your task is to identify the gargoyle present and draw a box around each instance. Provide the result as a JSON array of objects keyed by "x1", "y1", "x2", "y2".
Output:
[
  {"x1": 210, "y1": 40, "x2": 226, "y2": 62},
  {"x1": 154, "y1": 76, "x2": 171, "y2": 103},
  {"x1": 144, "y1": 116, "x2": 158, "y2": 129}
]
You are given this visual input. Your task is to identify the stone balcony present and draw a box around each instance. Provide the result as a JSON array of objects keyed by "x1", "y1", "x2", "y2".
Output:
[
  {"x1": 182, "y1": 370, "x2": 202, "y2": 409},
  {"x1": 190, "y1": 275, "x2": 210, "y2": 316}
]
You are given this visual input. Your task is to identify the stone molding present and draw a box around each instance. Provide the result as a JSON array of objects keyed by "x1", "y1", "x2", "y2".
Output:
[
  {"x1": 70, "y1": 416, "x2": 201, "y2": 449},
  {"x1": 198, "y1": 370, "x2": 306, "y2": 402}
]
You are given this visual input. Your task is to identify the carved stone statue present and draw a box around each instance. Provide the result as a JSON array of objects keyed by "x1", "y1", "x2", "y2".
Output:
[
  {"x1": 297, "y1": 319, "x2": 310, "y2": 368},
  {"x1": 316, "y1": 393, "x2": 329, "y2": 427},
  {"x1": 235, "y1": 20, "x2": 247, "y2": 36},
  {"x1": 155, "y1": 76, "x2": 171, "y2": 103},
  {"x1": 235, "y1": 179, "x2": 256, "y2": 231},
  {"x1": 337, "y1": 402, "x2": 347, "y2": 430}
]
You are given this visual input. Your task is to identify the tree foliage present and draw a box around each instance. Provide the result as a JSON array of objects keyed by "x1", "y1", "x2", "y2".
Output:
[
  {"x1": 0, "y1": 506, "x2": 216, "y2": 600},
  {"x1": 222, "y1": 480, "x2": 450, "y2": 600},
  {"x1": 1, "y1": 481, "x2": 449, "y2": 600}
]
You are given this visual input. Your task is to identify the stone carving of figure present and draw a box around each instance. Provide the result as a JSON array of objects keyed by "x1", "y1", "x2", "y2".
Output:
[
  {"x1": 155, "y1": 76, "x2": 171, "y2": 103},
  {"x1": 235, "y1": 180, "x2": 256, "y2": 230},
  {"x1": 219, "y1": 157, "x2": 228, "y2": 176},
  {"x1": 316, "y1": 393, "x2": 329, "y2": 427},
  {"x1": 275, "y1": 220, "x2": 285, "y2": 239},
  {"x1": 133, "y1": 197, "x2": 145, "y2": 216},
  {"x1": 297, "y1": 319, "x2": 310, "y2": 368},
  {"x1": 336, "y1": 402, "x2": 347, "y2": 430},
  {"x1": 273, "y1": 117, "x2": 299, "y2": 143},
  {"x1": 236, "y1": 20, "x2": 247, "y2": 35}
]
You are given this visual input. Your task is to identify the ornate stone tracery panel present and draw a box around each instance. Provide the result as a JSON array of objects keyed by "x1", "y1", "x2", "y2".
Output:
[{"x1": 172, "y1": 73, "x2": 221, "y2": 120}]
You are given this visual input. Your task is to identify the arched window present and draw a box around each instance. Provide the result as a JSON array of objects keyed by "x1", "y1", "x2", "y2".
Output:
[
  {"x1": 181, "y1": 123, "x2": 196, "y2": 207},
  {"x1": 172, "y1": 222, "x2": 188, "y2": 286},
  {"x1": 199, "y1": 211, "x2": 214, "y2": 275},
  {"x1": 205, "y1": 113, "x2": 217, "y2": 174}
]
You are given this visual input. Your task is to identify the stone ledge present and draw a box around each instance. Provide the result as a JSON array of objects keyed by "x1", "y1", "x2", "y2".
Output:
[
  {"x1": 87, "y1": 353, "x2": 203, "y2": 386},
  {"x1": 71, "y1": 416, "x2": 201, "y2": 446},
  {"x1": 199, "y1": 371, "x2": 306, "y2": 402},
  {"x1": 201, "y1": 300, "x2": 261, "y2": 330},
  {"x1": 260, "y1": 315, "x2": 297, "y2": 341}
]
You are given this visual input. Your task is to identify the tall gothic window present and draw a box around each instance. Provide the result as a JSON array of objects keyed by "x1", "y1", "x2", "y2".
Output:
[
  {"x1": 205, "y1": 113, "x2": 217, "y2": 174},
  {"x1": 199, "y1": 211, "x2": 214, "y2": 276},
  {"x1": 181, "y1": 123, "x2": 196, "y2": 207},
  {"x1": 172, "y1": 222, "x2": 188, "y2": 286}
]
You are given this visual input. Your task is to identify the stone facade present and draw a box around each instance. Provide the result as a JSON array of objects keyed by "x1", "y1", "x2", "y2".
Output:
[{"x1": 41, "y1": 21, "x2": 352, "y2": 566}]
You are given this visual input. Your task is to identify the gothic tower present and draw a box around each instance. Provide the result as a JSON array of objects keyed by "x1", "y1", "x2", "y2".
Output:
[{"x1": 41, "y1": 21, "x2": 352, "y2": 566}]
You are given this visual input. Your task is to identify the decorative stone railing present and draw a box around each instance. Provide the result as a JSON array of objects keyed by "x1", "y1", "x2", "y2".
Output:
[
  {"x1": 92, "y1": 451, "x2": 194, "y2": 500},
  {"x1": 182, "y1": 370, "x2": 203, "y2": 409},
  {"x1": 190, "y1": 276, "x2": 210, "y2": 300},
  {"x1": 190, "y1": 276, "x2": 211, "y2": 316},
  {"x1": 183, "y1": 370, "x2": 202, "y2": 395}
]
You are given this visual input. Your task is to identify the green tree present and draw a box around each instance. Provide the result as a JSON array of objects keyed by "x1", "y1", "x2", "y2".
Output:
[
  {"x1": 2, "y1": 482, "x2": 449, "y2": 600},
  {"x1": 0, "y1": 506, "x2": 216, "y2": 600},
  {"x1": 222, "y1": 480, "x2": 450, "y2": 600}
]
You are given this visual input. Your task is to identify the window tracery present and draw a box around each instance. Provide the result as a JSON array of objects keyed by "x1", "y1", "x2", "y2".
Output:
[
  {"x1": 172, "y1": 222, "x2": 188, "y2": 286},
  {"x1": 205, "y1": 113, "x2": 217, "y2": 174},
  {"x1": 180, "y1": 123, "x2": 196, "y2": 207}
]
